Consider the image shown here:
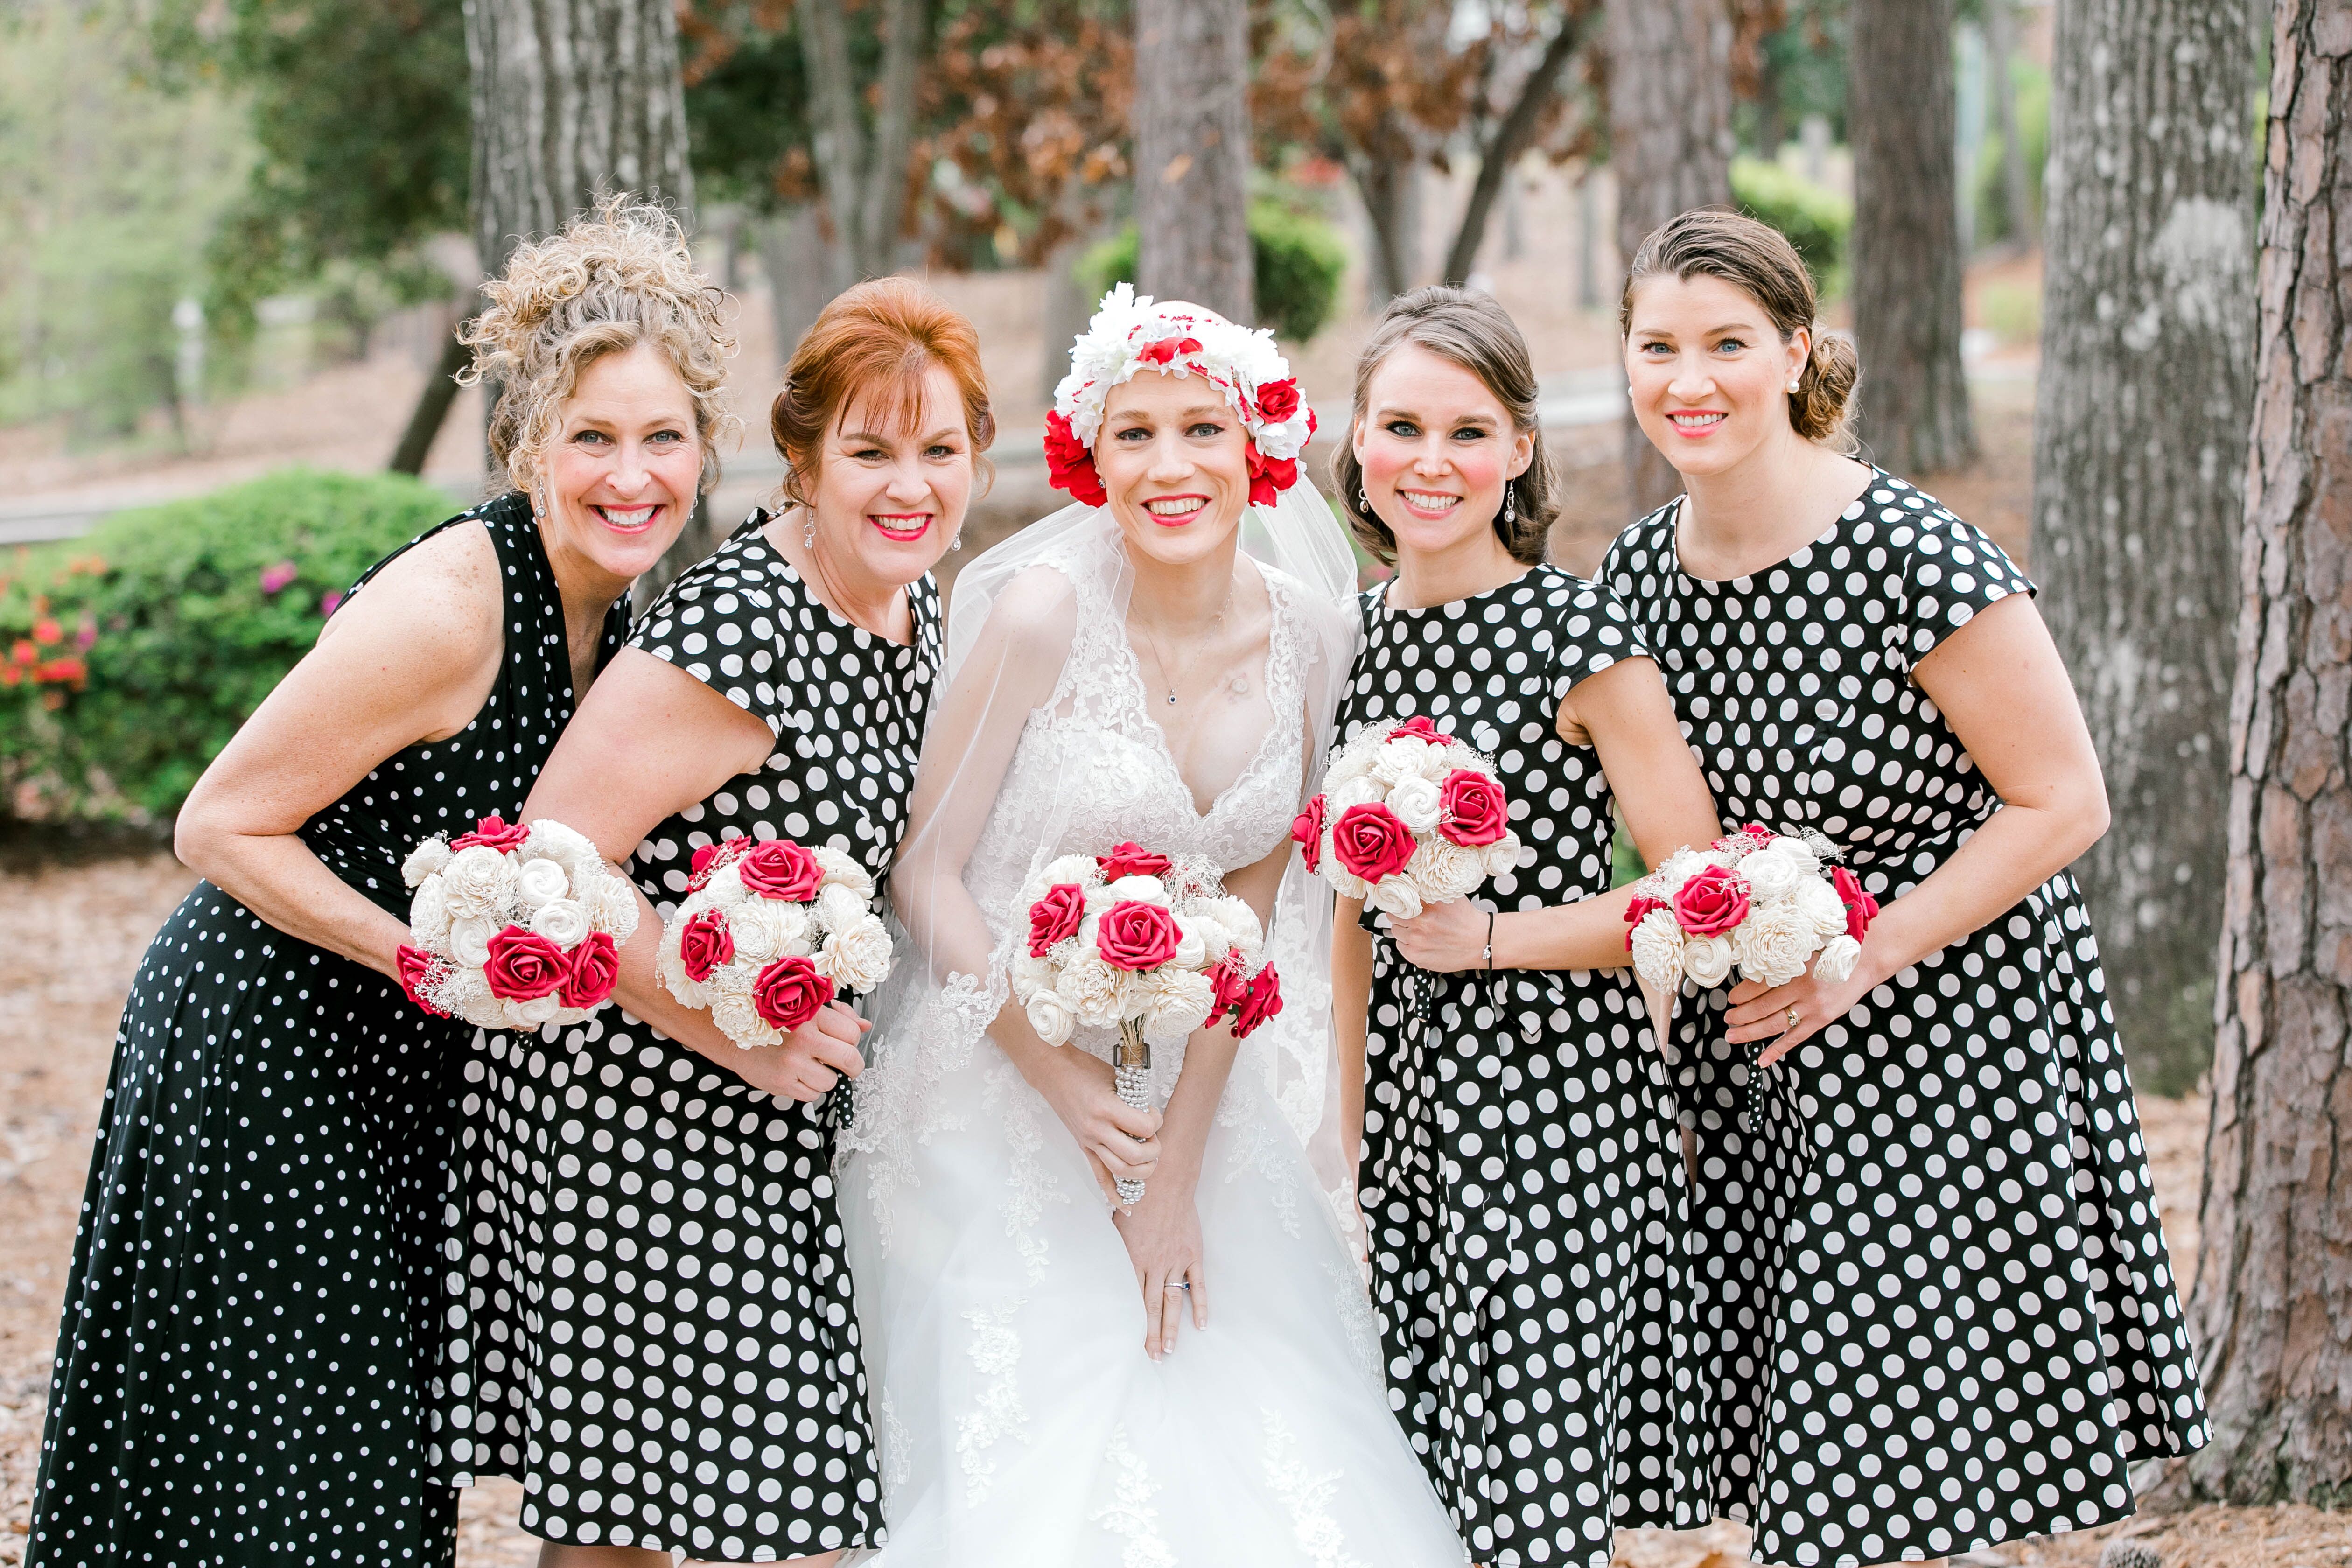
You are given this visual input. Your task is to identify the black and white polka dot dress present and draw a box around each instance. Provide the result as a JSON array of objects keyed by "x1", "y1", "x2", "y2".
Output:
[
  {"x1": 1598, "y1": 473, "x2": 2210, "y2": 1567},
  {"x1": 1334, "y1": 564, "x2": 1707, "y2": 1568},
  {"x1": 442, "y1": 513, "x2": 933, "y2": 1561},
  {"x1": 31, "y1": 494, "x2": 617, "y2": 1568}
]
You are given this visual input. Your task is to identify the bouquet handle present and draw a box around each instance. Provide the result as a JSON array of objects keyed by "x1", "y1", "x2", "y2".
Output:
[{"x1": 1113, "y1": 1017, "x2": 1151, "y2": 1206}]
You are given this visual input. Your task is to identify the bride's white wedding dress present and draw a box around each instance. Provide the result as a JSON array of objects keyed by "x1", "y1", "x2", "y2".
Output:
[{"x1": 837, "y1": 514, "x2": 1466, "y2": 1566}]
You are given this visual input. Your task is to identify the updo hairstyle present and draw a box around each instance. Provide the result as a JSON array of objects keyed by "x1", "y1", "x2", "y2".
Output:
[
  {"x1": 770, "y1": 277, "x2": 996, "y2": 509},
  {"x1": 1620, "y1": 208, "x2": 1860, "y2": 453},
  {"x1": 1331, "y1": 286, "x2": 1556, "y2": 568},
  {"x1": 461, "y1": 194, "x2": 739, "y2": 497}
]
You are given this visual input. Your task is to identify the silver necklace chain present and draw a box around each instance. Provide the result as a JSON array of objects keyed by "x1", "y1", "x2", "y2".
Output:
[{"x1": 1131, "y1": 578, "x2": 1239, "y2": 707}]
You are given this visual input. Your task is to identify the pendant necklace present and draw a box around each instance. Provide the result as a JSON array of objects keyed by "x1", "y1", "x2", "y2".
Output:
[{"x1": 1133, "y1": 577, "x2": 1238, "y2": 706}]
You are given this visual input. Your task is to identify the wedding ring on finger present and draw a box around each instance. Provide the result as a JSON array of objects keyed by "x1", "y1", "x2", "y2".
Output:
[
  {"x1": 1163, "y1": 1281, "x2": 1190, "y2": 1293},
  {"x1": 1784, "y1": 1006, "x2": 1801, "y2": 1033}
]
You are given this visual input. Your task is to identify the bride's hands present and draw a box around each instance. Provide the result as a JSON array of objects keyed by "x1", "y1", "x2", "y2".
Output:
[
  {"x1": 1035, "y1": 1046, "x2": 1163, "y2": 1192},
  {"x1": 1113, "y1": 1178, "x2": 1206, "y2": 1360}
]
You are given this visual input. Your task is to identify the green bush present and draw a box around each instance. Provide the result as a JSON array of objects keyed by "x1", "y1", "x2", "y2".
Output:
[
  {"x1": 1730, "y1": 156, "x2": 1854, "y2": 297},
  {"x1": 1079, "y1": 200, "x2": 1348, "y2": 343},
  {"x1": 0, "y1": 468, "x2": 462, "y2": 822}
]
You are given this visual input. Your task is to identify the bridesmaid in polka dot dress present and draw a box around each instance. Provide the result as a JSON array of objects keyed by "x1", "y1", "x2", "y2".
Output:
[
  {"x1": 1328, "y1": 289, "x2": 1724, "y2": 1568},
  {"x1": 28, "y1": 198, "x2": 723, "y2": 1568},
  {"x1": 441, "y1": 279, "x2": 990, "y2": 1566},
  {"x1": 1601, "y1": 212, "x2": 2208, "y2": 1568}
]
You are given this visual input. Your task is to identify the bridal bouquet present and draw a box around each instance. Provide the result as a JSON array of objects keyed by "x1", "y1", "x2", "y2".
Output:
[
  {"x1": 1009, "y1": 840, "x2": 1283, "y2": 1203},
  {"x1": 656, "y1": 836, "x2": 892, "y2": 1050},
  {"x1": 1291, "y1": 714, "x2": 1521, "y2": 917},
  {"x1": 396, "y1": 813, "x2": 639, "y2": 1030}
]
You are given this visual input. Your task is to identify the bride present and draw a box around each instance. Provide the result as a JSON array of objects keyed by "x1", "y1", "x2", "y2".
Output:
[{"x1": 837, "y1": 287, "x2": 1468, "y2": 1564}]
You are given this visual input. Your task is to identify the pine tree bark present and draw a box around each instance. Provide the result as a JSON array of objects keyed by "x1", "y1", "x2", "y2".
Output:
[
  {"x1": 1848, "y1": 0, "x2": 1975, "y2": 474},
  {"x1": 799, "y1": 0, "x2": 928, "y2": 285},
  {"x1": 1133, "y1": 0, "x2": 1254, "y2": 323},
  {"x1": 2030, "y1": 0, "x2": 2256, "y2": 1094},
  {"x1": 1603, "y1": 0, "x2": 1734, "y2": 512},
  {"x1": 2182, "y1": 0, "x2": 2352, "y2": 1511}
]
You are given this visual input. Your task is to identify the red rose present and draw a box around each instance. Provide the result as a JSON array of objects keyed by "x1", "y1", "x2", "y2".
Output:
[
  {"x1": 1206, "y1": 952, "x2": 1249, "y2": 1024},
  {"x1": 483, "y1": 925, "x2": 569, "y2": 1001},
  {"x1": 1672, "y1": 865, "x2": 1751, "y2": 938},
  {"x1": 1330, "y1": 802, "x2": 1416, "y2": 883},
  {"x1": 1622, "y1": 895, "x2": 1668, "y2": 950},
  {"x1": 1255, "y1": 378, "x2": 1302, "y2": 424},
  {"x1": 1097, "y1": 841, "x2": 1173, "y2": 880},
  {"x1": 1027, "y1": 883, "x2": 1086, "y2": 956},
  {"x1": 1291, "y1": 795, "x2": 1328, "y2": 873},
  {"x1": 688, "y1": 837, "x2": 752, "y2": 892},
  {"x1": 1713, "y1": 823, "x2": 1777, "y2": 855},
  {"x1": 1389, "y1": 715, "x2": 1442, "y2": 742},
  {"x1": 1044, "y1": 409, "x2": 1107, "y2": 507},
  {"x1": 1228, "y1": 962, "x2": 1284, "y2": 1040},
  {"x1": 1096, "y1": 900, "x2": 1181, "y2": 972},
  {"x1": 1138, "y1": 335, "x2": 1203, "y2": 366},
  {"x1": 752, "y1": 954, "x2": 835, "y2": 1033},
  {"x1": 451, "y1": 813, "x2": 531, "y2": 854},
  {"x1": 1245, "y1": 443, "x2": 1297, "y2": 507},
  {"x1": 1437, "y1": 769, "x2": 1508, "y2": 848},
  {"x1": 396, "y1": 944, "x2": 451, "y2": 1017},
  {"x1": 559, "y1": 931, "x2": 620, "y2": 1008},
  {"x1": 679, "y1": 908, "x2": 736, "y2": 983},
  {"x1": 1832, "y1": 865, "x2": 1880, "y2": 940},
  {"x1": 737, "y1": 839, "x2": 823, "y2": 902}
]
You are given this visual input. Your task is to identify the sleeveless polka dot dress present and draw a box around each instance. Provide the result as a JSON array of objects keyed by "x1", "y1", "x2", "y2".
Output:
[
  {"x1": 31, "y1": 495, "x2": 618, "y2": 1568},
  {"x1": 1334, "y1": 564, "x2": 1707, "y2": 1568},
  {"x1": 1598, "y1": 473, "x2": 2210, "y2": 1568},
  {"x1": 442, "y1": 513, "x2": 932, "y2": 1561}
]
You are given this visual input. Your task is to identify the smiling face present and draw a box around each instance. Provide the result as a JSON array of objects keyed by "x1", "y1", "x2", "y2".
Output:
[
  {"x1": 805, "y1": 362, "x2": 974, "y2": 590},
  {"x1": 1351, "y1": 343, "x2": 1534, "y2": 564},
  {"x1": 1094, "y1": 367, "x2": 1252, "y2": 569},
  {"x1": 539, "y1": 341, "x2": 702, "y2": 587},
  {"x1": 1624, "y1": 271, "x2": 1812, "y2": 479}
]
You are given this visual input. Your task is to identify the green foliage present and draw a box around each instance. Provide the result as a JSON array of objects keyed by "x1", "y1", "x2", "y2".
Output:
[
  {"x1": 0, "y1": 469, "x2": 460, "y2": 822},
  {"x1": 1730, "y1": 156, "x2": 1854, "y2": 296},
  {"x1": 679, "y1": 4, "x2": 815, "y2": 212},
  {"x1": 1078, "y1": 201, "x2": 1349, "y2": 342}
]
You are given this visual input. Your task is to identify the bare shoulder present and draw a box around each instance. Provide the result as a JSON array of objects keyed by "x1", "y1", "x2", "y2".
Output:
[
  {"x1": 314, "y1": 518, "x2": 504, "y2": 664},
  {"x1": 977, "y1": 562, "x2": 1082, "y2": 656}
]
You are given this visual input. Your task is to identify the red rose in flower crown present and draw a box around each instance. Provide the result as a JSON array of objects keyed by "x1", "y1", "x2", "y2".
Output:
[
  {"x1": 737, "y1": 839, "x2": 824, "y2": 902},
  {"x1": 1096, "y1": 901, "x2": 1181, "y2": 971},
  {"x1": 1437, "y1": 769, "x2": 1509, "y2": 848},
  {"x1": 483, "y1": 926, "x2": 569, "y2": 1001},
  {"x1": 1290, "y1": 796, "x2": 1327, "y2": 873},
  {"x1": 451, "y1": 813, "x2": 532, "y2": 854},
  {"x1": 1246, "y1": 446, "x2": 1298, "y2": 508},
  {"x1": 558, "y1": 932, "x2": 621, "y2": 1008},
  {"x1": 1255, "y1": 378, "x2": 1302, "y2": 423},
  {"x1": 1831, "y1": 865, "x2": 1880, "y2": 940},
  {"x1": 752, "y1": 954, "x2": 834, "y2": 1032},
  {"x1": 1138, "y1": 335, "x2": 1203, "y2": 366},
  {"x1": 1098, "y1": 841, "x2": 1174, "y2": 880},
  {"x1": 1043, "y1": 410, "x2": 1108, "y2": 507},
  {"x1": 678, "y1": 908, "x2": 736, "y2": 984},
  {"x1": 1330, "y1": 802, "x2": 1417, "y2": 883},
  {"x1": 1672, "y1": 865, "x2": 1751, "y2": 938},
  {"x1": 1027, "y1": 883, "x2": 1086, "y2": 956}
]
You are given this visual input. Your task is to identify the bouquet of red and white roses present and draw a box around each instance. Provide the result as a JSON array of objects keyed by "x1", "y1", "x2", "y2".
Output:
[
  {"x1": 397, "y1": 813, "x2": 639, "y2": 1030},
  {"x1": 1291, "y1": 714, "x2": 1521, "y2": 917},
  {"x1": 656, "y1": 836, "x2": 893, "y2": 1050},
  {"x1": 1010, "y1": 840, "x2": 1283, "y2": 1203}
]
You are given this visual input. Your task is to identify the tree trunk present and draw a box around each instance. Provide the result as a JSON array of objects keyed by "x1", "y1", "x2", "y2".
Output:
[
  {"x1": 1441, "y1": 12, "x2": 1595, "y2": 288},
  {"x1": 1133, "y1": 0, "x2": 1254, "y2": 323},
  {"x1": 1351, "y1": 145, "x2": 1423, "y2": 306},
  {"x1": 1985, "y1": 0, "x2": 2038, "y2": 246},
  {"x1": 758, "y1": 203, "x2": 831, "y2": 372},
  {"x1": 2031, "y1": 0, "x2": 2256, "y2": 1097},
  {"x1": 2179, "y1": 0, "x2": 2352, "y2": 1511},
  {"x1": 388, "y1": 316, "x2": 473, "y2": 476},
  {"x1": 1848, "y1": 0, "x2": 1975, "y2": 474},
  {"x1": 798, "y1": 0, "x2": 927, "y2": 283},
  {"x1": 1603, "y1": 0, "x2": 1734, "y2": 511}
]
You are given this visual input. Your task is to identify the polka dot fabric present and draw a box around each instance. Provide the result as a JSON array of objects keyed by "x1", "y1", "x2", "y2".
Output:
[
  {"x1": 31, "y1": 495, "x2": 618, "y2": 1567},
  {"x1": 442, "y1": 515, "x2": 934, "y2": 1561},
  {"x1": 1598, "y1": 473, "x2": 2210, "y2": 1567},
  {"x1": 1335, "y1": 565, "x2": 1707, "y2": 1568}
]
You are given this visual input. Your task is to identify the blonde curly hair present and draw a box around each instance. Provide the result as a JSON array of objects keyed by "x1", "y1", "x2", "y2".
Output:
[{"x1": 460, "y1": 194, "x2": 741, "y2": 497}]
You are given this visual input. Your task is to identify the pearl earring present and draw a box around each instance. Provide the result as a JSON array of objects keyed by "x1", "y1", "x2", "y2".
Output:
[
  {"x1": 1788, "y1": 379, "x2": 1801, "y2": 393},
  {"x1": 1503, "y1": 482, "x2": 1515, "y2": 525},
  {"x1": 951, "y1": 527, "x2": 964, "y2": 553}
]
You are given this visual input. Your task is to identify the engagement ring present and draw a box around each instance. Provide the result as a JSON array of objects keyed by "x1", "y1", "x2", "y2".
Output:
[{"x1": 1785, "y1": 1006, "x2": 1801, "y2": 1032}]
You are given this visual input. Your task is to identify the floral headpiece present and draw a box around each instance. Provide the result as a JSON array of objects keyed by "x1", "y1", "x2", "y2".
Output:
[{"x1": 1043, "y1": 284, "x2": 1317, "y2": 510}]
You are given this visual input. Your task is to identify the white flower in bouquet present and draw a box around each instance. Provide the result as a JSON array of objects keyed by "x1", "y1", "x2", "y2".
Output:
[
  {"x1": 702, "y1": 861, "x2": 749, "y2": 909},
  {"x1": 1793, "y1": 876, "x2": 1849, "y2": 941},
  {"x1": 1057, "y1": 949, "x2": 1132, "y2": 1028},
  {"x1": 442, "y1": 846, "x2": 516, "y2": 917},
  {"x1": 449, "y1": 916, "x2": 498, "y2": 971},
  {"x1": 1170, "y1": 914, "x2": 1209, "y2": 970},
  {"x1": 1410, "y1": 838, "x2": 1488, "y2": 902},
  {"x1": 1083, "y1": 882, "x2": 1120, "y2": 914},
  {"x1": 1385, "y1": 774, "x2": 1443, "y2": 835},
  {"x1": 1813, "y1": 933, "x2": 1862, "y2": 985},
  {"x1": 579, "y1": 874, "x2": 641, "y2": 940},
  {"x1": 1326, "y1": 774, "x2": 1383, "y2": 815},
  {"x1": 1481, "y1": 833, "x2": 1525, "y2": 880},
  {"x1": 817, "y1": 918, "x2": 893, "y2": 993},
  {"x1": 1366, "y1": 876, "x2": 1425, "y2": 920},
  {"x1": 1324, "y1": 747, "x2": 1374, "y2": 788},
  {"x1": 723, "y1": 899, "x2": 804, "y2": 964},
  {"x1": 812, "y1": 844, "x2": 876, "y2": 900},
  {"x1": 529, "y1": 898, "x2": 591, "y2": 948},
  {"x1": 1200, "y1": 895, "x2": 1264, "y2": 957},
  {"x1": 1629, "y1": 908, "x2": 1685, "y2": 994},
  {"x1": 409, "y1": 878, "x2": 453, "y2": 950},
  {"x1": 1683, "y1": 933, "x2": 1736, "y2": 989},
  {"x1": 710, "y1": 991, "x2": 777, "y2": 1048},
  {"x1": 514, "y1": 856, "x2": 573, "y2": 910},
  {"x1": 523, "y1": 819, "x2": 601, "y2": 879},
  {"x1": 1326, "y1": 863, "x2": 1370, "y2": 901},
  {"x1": 1040, "y1": 853, "x2": 1100, "y2": 889},
  {"x1": 1372, "y1": 735, "x2": 1433, "y2": 785},
  {"x1": 1012, "y1": 950, "x2": 1057, "y2": 995},
  {"x1": 815, "y1": 882, "x2": 872, "y2": 934},
  {"x1": 1024, "y1": 987, "x2": 1077, "y2": 1046},
  {"x1": 1143, "y1": 966, "x2": 1217, "y2": 1046},
  {"x1": 703, "y1": 959, "x2": 756, "y2": 1001},
  {"x1": 403, "y1": 838, "x2": 453, "y2": 889},
  {"x1": 1734, "y1": 900, "x2": 1817, "y2": 988},
  {"x1": 509, "y1": 993, "x2": 564, "y2": 1029},
  {"x1": 440, "y1": 966, "x2": 495, "y2": 1020},
  {"x1": 658, "y1": 934, "x2": 707, "y2": 1008},
  {"x1": 1775, "y1": 835, "x2": 1823, "y2": 879},
  {"x1": 1102, "y1": 874, "x2": 1169, "y2": 907},
  {"x1": 1738, "y1": 843, "x2": 1808, "y2": 904}
]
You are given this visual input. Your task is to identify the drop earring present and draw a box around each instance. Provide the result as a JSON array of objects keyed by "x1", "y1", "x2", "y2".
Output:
[
  {"x1": 1358, "y1": 485, "x2": 1370, "y2": 511},
  {"x1": 803, "y1": 514, "x2": 818, "y2": 550},
  {"x1": 1503, "y1": 482, "x2": 1515, "y2": 526},
  {"x1": 951, "y1": 527, "x2": 964, "y2": 553}
]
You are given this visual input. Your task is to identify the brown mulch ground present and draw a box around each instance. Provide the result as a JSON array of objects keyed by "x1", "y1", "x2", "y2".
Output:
[{"x1": 0, "y1": 856, "x2": 2338, "y2": 1568}]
